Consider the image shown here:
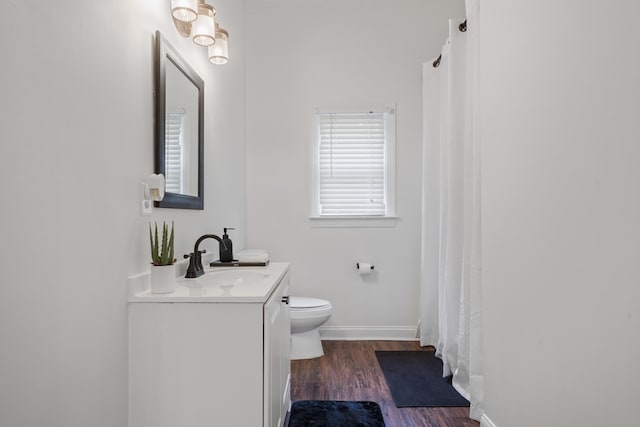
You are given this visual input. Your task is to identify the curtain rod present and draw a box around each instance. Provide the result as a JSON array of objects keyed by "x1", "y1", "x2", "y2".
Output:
[{"x1": 433, "y1": 19, "x2": 467, "y2": 68}]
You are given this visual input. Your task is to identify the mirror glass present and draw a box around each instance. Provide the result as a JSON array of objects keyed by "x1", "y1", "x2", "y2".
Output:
[{"x1": 155, "y1": 31, "x2": 204, "y2": 209}]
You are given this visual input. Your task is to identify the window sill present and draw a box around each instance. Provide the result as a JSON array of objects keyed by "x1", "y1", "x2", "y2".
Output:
[{"x1": 309, "y1": 216, "x2": 399, "y2": 228}]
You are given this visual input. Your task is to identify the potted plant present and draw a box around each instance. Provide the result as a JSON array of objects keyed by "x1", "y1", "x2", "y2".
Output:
[{"x1": 149, "y1": 221, "x2": 176, "y2": 293}]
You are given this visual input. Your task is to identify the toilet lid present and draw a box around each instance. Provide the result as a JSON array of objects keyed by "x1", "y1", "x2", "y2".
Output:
[{"x1": 290, "y1": 296, "x2": 330, "y2": 309}]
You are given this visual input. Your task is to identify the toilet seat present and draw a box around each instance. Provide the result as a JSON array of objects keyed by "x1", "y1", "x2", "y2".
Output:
[
  {"x1": 290, "y1": 296, "x2": 331, "y2": 310},
  {"x1": 290, "y1": 298, "x2": 332, "y2": 319}
]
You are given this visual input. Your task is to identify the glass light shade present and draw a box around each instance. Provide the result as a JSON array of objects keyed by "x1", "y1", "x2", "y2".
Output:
[
  {"x1": 192, "y1": 4, "x2": 216, "y2": 46},
  {"x1": 208, "y1": 28, "x2": 229, "y2": 65},
  {"x1": 148, "y1": 174, "x2": 165, "y2": 201},
  {"x1": 171, "y1": 0, "x2": 198, "y2": 23}
]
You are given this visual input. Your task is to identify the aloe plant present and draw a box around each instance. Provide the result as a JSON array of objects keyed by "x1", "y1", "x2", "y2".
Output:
[{"x1": 149, "y1": 221, "x2": 175, "y2": 266}]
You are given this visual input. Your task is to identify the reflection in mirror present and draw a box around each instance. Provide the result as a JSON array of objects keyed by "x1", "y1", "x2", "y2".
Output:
[
  {"x1": 155, "y1": 31, "x2": 204, "y2": 209},
  {"x1": 165, "y1": 60, "x2": 199, "y2": 197}
]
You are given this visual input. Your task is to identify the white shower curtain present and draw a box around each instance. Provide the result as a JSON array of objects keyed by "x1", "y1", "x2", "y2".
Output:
[{"x1": 420, "y1": 0, "x2": 484, "y2": 420}]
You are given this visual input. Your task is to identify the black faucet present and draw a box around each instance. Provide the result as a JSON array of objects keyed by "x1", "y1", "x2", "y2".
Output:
[{"x1": 185, "y1": 234, "x2": 227, "y2": 278}]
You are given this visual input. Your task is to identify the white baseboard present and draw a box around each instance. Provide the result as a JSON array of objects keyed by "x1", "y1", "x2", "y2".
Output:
[
  {"x1": 319, "y1": 325, "x2": 418, "y2": 341},
  {"x1": 480, "y1": 413, "x2": 497, "y2": 427}
]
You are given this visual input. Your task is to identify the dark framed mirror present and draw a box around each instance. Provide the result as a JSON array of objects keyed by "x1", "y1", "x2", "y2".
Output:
[{"x1": 154, "y1": 31, "x2": 204, "y2": 209}]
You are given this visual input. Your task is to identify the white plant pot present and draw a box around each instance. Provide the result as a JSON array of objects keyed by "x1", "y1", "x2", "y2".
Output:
[{"x1": 150, "y1": 264, "x2": 177, "y2": 294}]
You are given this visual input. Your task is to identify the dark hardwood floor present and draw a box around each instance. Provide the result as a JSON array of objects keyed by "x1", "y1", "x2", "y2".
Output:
[{"x1": 290, "y1": 340, "x2": 479, "y2": 427}]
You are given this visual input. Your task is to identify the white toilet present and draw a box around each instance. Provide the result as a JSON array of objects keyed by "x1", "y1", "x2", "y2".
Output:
[{"x1": 289, "y1": 296, "x2": 333, "y2": 360}]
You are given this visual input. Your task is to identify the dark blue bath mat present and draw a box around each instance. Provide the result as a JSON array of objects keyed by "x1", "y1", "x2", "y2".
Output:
[
  {"x1": 375, "y1": 350, "x2": 470, "y2": 407},
  {"x1": 288, "y1": 400, "x2": 385, "y2": 427}
]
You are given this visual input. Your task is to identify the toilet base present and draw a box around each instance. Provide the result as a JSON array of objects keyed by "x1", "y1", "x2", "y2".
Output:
[{"x1": 291, "y1": 328, "x2": 324, "y2": 360}]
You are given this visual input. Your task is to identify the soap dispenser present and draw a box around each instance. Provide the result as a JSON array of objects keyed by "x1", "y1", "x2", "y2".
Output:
[{"x1": 219, "y1": 227, "x2": 235, "y2": 262}]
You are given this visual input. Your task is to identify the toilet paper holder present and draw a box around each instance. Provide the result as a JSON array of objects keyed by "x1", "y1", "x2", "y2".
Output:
[{"x1": 356, "y1": 263, "x2": 374, "y2": 270}]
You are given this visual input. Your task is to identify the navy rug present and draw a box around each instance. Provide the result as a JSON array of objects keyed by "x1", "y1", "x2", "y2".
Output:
[
  {"x1": 288, "y1": 400, "x2": 385, "y2": 427},
  {"x1": 375, "y1": 350, "x2": 470, "y2": 407}
]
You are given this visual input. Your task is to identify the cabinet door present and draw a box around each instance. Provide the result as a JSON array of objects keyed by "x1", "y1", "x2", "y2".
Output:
[
  {"x1": 264, "y1": 273, "x2": 290, "y2": 427},
  {"x1": 281, "y1": 278, "x2": 291, "y2": 415}
]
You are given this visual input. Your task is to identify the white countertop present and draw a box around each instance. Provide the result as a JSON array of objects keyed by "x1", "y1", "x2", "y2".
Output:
[{"x1": 128, "y1": 262, "x2": 289, "y2": 303}]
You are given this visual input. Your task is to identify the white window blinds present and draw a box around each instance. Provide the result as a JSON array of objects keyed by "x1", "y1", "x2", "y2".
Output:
[
  {"x1": 165, "y1": 111, "x2": 185, "y2": 194},
  {"x1": 317, "y1": 111, "x2": 389, "y2": 216}
]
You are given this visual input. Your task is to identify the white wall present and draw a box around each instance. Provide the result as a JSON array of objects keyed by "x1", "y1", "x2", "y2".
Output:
[
  {"x1": 0, "y1": 1, "x2": 246, "y2": 425},
  {"x1": 480, "y1": 1, "x2": 640, "y2": 426},
  {"x1": 245, "y1": 0, "x2": 465, "y2": 337}
]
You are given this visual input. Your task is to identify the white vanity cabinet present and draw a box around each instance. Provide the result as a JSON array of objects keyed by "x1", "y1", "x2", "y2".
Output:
[
  {"x1": 129, "y1": 263, "x2": 291, "y2": 427},
  {"x1": 264, "y1": 276, "x2": 291, "y2": 427}
]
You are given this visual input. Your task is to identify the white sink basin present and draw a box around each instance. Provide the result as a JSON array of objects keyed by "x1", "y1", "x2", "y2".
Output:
[{"x1": 195, "y1": 270, "x2": 270, "y2": 288}]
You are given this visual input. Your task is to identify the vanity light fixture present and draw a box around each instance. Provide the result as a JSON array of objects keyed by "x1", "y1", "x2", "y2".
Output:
[
  {"x1": 208, "y1": 23, "x2": 229, "y2": 64},
  {"x1": 170, "y1": 0, "x2": 230, "y2": 64},
  {"x1": 141, "y1": 174, "x2": 165, "y2": 216}
]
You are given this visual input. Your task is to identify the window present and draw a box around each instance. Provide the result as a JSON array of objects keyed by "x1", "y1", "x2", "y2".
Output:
[{"x1": 313, "y1": 108, "x2": 396, "y2": 219}]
